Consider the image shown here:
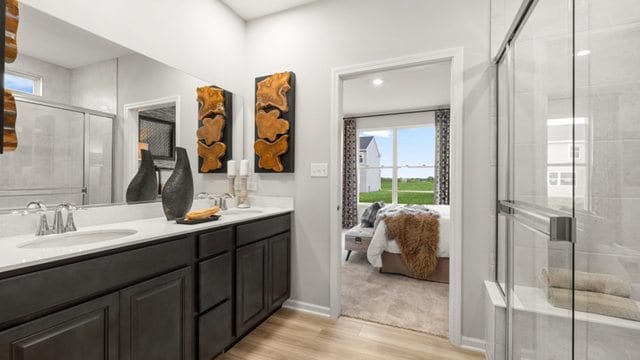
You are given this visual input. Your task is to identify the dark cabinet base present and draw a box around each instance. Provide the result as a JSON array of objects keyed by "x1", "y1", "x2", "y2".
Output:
[
  {"x1": 0, "y1": 212, "x2": 292, "y2": 360},
  {"x1": 0, "y1": 294, "x2": 119, "y2": 360},
  {"x1": 120, "y1": 267, "x2": 192, "y2": 360},
  {"x1": 199, "y1": 300, "x2": 232, "y2": 360}
]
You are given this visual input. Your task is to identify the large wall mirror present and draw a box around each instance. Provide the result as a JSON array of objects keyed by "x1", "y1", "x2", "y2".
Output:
[{"x1": 0, "y1": 3, "x2": 244, "y2": 211}]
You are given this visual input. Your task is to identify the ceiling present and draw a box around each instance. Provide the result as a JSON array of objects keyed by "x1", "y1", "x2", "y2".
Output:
[
  {"x1": 19, "y1": 4, "x2": 133, "y2": 69},
  {"x1": 221, "y1": 0, "x2": 320, "y2": 20},
  {"x1": 342, "y1": 61, "x2": 451, "y2": 116}
]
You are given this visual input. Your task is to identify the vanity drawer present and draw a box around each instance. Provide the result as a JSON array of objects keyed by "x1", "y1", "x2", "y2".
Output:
[
  {"x1": 0, "y1": 238, "x2": 193, "y2": 328},
  {"x1": 236, "y1": 214, "x2": 291, "y2": 247},
  {"x1": 199, "y1": 252, "x2": 232, "y2": 313},
  {"x1": 198, "y1": 299, "x2": 231, "y2": 360},
  {"x1": 198, "y1": 227, "x2": 233, "y2": 259}
]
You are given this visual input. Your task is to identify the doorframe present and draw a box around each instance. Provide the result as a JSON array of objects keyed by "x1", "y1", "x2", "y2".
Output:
[
  {"x1": 328, "y1": 47, "x2": 465, "y2": 345},
  {"x1": 122, "y1": 95, "x2": 181, "y2": 198}
]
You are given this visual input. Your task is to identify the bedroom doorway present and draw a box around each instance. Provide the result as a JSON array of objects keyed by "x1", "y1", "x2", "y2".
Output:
[{"x1": 329, "y1": 49, "x2": 464, "y2": 345}]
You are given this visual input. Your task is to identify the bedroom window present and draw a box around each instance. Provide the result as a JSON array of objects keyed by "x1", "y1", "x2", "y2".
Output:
[{"x1": 358, "y1": 126, "x2": 435, "y2": 205}]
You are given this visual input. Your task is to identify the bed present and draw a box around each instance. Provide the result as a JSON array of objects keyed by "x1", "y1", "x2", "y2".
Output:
[{"x1": 367, "y1": 205, "x2": 450, "y2": 283}]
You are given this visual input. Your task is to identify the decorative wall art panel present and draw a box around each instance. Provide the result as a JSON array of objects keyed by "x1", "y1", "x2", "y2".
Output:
[
  {"x1": 5, "y1": 0, "x2": 18, "y2": 64},
  {"x1": 3, "y1": 90, "x2": 17, "y2": 152},
  {"x1": 254, "y1": 71, "x2": 295, "y2": 173},
  {"x1": 2, "y1": 0, "x2": 20, "y2": 153},
  {"x1": 196, "y1": 85, "x2": 233, "y2": 173}
]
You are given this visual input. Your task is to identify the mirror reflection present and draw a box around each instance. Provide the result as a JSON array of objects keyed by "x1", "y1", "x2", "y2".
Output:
[{"x1": 0, "y1": 4, "x2": 244, "y2": 211}]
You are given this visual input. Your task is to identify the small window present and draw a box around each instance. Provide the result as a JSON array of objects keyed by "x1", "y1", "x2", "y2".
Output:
[
  {"x1": 4, "y1": 71, "x2": 42, "y2": 96},
  {"x1": 359, "y1": 151, "x2": 365, "y2": 164},
  {"x1": 560, "y1": 172, "x2": 574, "y2": 186},
  {"x1": 569, "y1": 145, "x2": 581, "y2": 160},
  {"x1": 548, "y1": 172, "x2": 559, "y2": 186}
]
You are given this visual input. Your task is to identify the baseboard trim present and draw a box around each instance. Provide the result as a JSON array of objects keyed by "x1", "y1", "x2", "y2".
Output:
[
  {"x1": 460, "y1": 336, "x2": 486, "y2": 354},
  {"x1": 283, "y1": 299, "x2": 331, "y2": 317}
]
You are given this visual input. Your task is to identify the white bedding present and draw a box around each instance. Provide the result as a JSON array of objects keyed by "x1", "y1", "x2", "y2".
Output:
[{"x1": 367, "y1": 205, "x2": 450, "y2": 268}]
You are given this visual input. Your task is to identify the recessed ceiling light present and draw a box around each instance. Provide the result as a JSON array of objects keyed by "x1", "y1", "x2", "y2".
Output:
[
  {"x1": 576, "y1": 49, "x2": 591, "y2": 57},
  {"x1": 372, "y1": 78, "x2": 384, "y2": 86}
]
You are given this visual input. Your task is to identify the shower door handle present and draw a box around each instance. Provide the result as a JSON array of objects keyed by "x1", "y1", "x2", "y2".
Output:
[{"x1": 498, "y1": 200, "x2": 576, "y2": 243}]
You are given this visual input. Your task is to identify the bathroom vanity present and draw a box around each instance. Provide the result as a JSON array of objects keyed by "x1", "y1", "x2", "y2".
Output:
[{"x1": 0, "y1": 210, "x2": 292, "y2": 360}]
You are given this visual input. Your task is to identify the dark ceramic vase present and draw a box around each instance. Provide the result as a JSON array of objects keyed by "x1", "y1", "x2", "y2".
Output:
[
  {"x1": 126, "y1": 149, "x2": 158, "y2": 203},
  {"x1": 161, "y1": 147, "x2": 194, "y2": 220}
]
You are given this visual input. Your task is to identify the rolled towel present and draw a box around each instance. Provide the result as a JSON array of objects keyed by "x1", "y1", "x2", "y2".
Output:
[
  {"x1": 541, "y1": 268, "x2": 632, "y2": 298},
  {"x1": 548, "y1": 287, "x2": 640, "y2": 321}
]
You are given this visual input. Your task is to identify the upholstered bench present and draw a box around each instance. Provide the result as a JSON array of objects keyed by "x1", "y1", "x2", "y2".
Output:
[{"x1": 344, "y1": 224, "x2": 375, "y2": 261}]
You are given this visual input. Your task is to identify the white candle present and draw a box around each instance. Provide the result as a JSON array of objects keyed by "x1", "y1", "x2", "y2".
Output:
[
  {"x1": 227, "y1": 160, "x2": 236, "y2": 178},
  {"x1": 239, "y1": 159, "x2": 249, "y2": 176}
]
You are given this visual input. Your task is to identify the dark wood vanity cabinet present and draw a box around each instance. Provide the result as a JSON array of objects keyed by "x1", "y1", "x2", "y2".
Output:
[
  {"x1": 268, "y1": 232, "x2": 291, "y2": 311},
  {"x1": 235, "y1": 238, "x2": 269, "y2": 336},
  {"x1": 0, "y1": 294, "x2": 119, "y2": 360},
  {"x1": 120, "y1": 267, "x2": 192, "y2": 360},
  {"x1": 0, "y1": 212, "x2": 292, "y2": 360},
  {"x1": 235, "y1": 216, "x2": 291, "y2": 338}
]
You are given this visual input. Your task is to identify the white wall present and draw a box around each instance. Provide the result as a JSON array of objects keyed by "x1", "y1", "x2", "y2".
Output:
[
  {"x1": 244, "y1": 0, "x2": 492, "y2": 340},
  {"x1": 70, "y1": 59, "x2": 117, "y2": 113},
  {"x1": 21, "y1": 0, "x2": 246, "y2": 94}
]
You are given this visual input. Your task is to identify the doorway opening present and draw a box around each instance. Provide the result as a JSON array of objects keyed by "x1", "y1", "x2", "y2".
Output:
[
  {"x1": 329, "y1": 48, "x2": 464, "y2": 345},
  {"x1": 123, "y1": 96, "x2": 181, "y2": 201}
]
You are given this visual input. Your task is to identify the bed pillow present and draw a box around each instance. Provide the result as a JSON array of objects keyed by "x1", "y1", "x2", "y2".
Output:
[{"x1": 361, "y1": 201, "x2": 384, "y2": 227}]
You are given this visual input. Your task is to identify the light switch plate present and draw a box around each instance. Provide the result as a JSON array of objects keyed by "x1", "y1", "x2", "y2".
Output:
[{"x1": 310, "y1": 163, "x2": 328, "y2": 177}]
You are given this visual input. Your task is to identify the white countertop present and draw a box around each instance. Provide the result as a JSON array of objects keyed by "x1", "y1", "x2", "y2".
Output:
[{"x1": 0, "y1": 206, "x2": 292, "y2": 274}]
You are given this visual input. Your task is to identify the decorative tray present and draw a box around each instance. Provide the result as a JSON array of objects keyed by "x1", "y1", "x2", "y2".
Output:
[{"x1": 175, "y1": 215, "x2": 221, "y2": 225}]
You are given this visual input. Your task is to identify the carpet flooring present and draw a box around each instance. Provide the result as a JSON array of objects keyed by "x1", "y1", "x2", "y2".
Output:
[{"x1": 340, "y1": 251, "x2": 449, "y2": 338}]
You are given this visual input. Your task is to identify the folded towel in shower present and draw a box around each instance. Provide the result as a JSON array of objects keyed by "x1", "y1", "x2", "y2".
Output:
[
  {"x1": 548, "y1": 287, "x2": 640, "y2": 321},
  {"x1": 541, "y1": 268, "x2": 632, "y2": 298}
]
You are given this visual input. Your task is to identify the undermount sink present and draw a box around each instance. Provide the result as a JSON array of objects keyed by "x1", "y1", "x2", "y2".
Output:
[
  {"x1": 221, "y1": 209, "x2": 264, "y2": 216},
  {"x1": 18, "y1": 229, "x2": 138, "y2": 249}
]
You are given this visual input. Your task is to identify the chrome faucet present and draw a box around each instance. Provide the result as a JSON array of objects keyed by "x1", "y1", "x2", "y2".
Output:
[
  {"x1": 17, "y1": 202, "x2": 80, "y2": 236},
  {"x1": 25, "y1": 201, "x2": 52, "y2": 236},
  {"x1": 213, "y1": 193, "x2": 235, "y2": 211},
  {"x1": 52, "y1": 203, "x2": 78, "y2": 234},
  {"x1": 196, "y1": 192, "x2": 234, "y2": 210}
]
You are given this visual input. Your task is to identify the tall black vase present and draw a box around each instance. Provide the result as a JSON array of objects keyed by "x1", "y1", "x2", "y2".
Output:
[
  {"x1": 126, "y1": 149, "x2": 158, "y2": 203},
  {"x1": 162, "y1": 147, "x2": 194, "y2": 220}
]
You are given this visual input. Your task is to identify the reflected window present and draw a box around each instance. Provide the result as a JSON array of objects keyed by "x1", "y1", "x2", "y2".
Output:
[
  {"x1": 569, "y1": 144, "x2": 581, "y2": 160},
  {"x1": 560, "y1": 172, "x2": 574, "y2": 186},
  {"x1": 5, "y1": 71, "x2": 42, "y2": 96}
]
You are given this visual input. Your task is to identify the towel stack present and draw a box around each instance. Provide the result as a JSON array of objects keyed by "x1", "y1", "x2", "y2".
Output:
[{"x1": 541, "y1": 268, "x2": 640, "y2": 321}]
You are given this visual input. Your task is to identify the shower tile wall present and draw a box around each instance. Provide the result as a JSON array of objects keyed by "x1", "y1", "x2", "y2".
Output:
[{"x1": 573, "y1": 0, "x2": 640, "y2": 301}]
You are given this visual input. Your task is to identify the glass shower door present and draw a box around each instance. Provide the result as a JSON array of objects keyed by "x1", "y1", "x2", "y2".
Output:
[{"x1": 498, "y1": 0, "x2": 576, "y2": 358}]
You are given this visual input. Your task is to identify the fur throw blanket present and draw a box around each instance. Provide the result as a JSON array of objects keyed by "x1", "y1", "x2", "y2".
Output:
[
  {"x1": 374, "y1": 204, "x2": 438, "y2": 229},
  {"x1": 382, "y1": 208, "x2": 440, "y2": 279}
]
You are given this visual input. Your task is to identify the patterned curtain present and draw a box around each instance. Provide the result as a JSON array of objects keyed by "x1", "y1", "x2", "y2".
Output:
[
  {"x1": 434, "y1": 109, "x2": 450, "y2": 205},
  {"x1": 342, "y1": 118, "x2": 358, "y2": 228}
]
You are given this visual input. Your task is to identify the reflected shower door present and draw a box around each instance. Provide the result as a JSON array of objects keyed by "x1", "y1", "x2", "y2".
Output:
[{"x1": 0, "y1": 102, "x2": 85, "y2": 209}]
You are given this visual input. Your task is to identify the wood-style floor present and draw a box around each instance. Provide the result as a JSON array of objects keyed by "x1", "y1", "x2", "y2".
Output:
[{"x1": 219, "y1": 308, "x2": 484, "y2": 360}]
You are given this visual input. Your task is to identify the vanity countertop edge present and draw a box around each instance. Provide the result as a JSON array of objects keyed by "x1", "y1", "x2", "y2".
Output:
[{"x1": 0, "y1": 207, "x2": 293, "y2": 275}]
